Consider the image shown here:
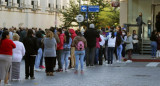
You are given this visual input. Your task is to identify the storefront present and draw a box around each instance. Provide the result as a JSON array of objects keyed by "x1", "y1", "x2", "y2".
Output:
[{"x1": 120, "y1": 0, "x2": 160, "y2": 38}]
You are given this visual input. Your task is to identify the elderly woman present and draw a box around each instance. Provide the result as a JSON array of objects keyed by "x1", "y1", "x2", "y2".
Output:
[
  {"x1": 11, "y1": 33, "x2": 25, "y2": 81},
  {"x1": 43, "y1": 31, "x2": 57, "y2": 76},
  {"x1": 0, "y1": 31, "x2": 16, "y2": 85}
]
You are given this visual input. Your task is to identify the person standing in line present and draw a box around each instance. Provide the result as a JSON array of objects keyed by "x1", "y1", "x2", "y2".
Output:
[
  {"x1": 0, "y1": 31, "x2": 16, "y2": 85},
  {"x1": 125, "y1": 32, "x2": 133, "y2": 63},
  {"x1": 156, "y1": 32, "x2": 160, "y2": 58},
  {"x1": 84, "y1": 24, "x2": 99, "y2": 66},
  {"x1": 150, "y1": 30, "x2": 157, "y2": 59},
  {"x1": 95, "y1": 31, "x2": 102, "y2": 65},
  {"x1": 107, "y1": 31, "x2": 116, "y2": 65},
  {"x1": 99, "y1": 31, "x2": 105, "y2": 65},
  {"x1": 61, "y1": 31, "x2": 72, "y2": 72},
  {"x1": 72, "y1": 32, "x2": 87, "y2": 74},
  {"x1": 132, "y1": 30, "x2": 139, "y2": 54},
  {"x1": 11, "y1": 33, "x2": 25, "y2": 81},
  {"x1": 23, "y1": 29, "x2": 38, "y2": 79},
  {"x1": 122, "y1": 30, "x2": 127, "y2": 60},
  {"x1": 116, "y1": 33, "x2": 123, "y2": 63},
  {"x1": 56, "y1": 28, "x2": 65, "y2": 72},
  {"x1": 69, "y1": 29, "x2": 77, "y2": 69},
  {"x1": 34, "y1": 32, "x2": 43, "y2": 71},
  {"x1": 43, "y1": 31, "x2": 57, "y2": 76}
]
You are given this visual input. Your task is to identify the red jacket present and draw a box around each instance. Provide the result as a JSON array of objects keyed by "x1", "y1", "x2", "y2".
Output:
[
  {"x1": 0, "y1": 39, "x2": 16, "y2": 55},
  {"x1": 69, "y1": 29, "x2": 77, "y2": 40},
  {"x1": 57, "y1": 33, "x2": 65, "y2": 50}
]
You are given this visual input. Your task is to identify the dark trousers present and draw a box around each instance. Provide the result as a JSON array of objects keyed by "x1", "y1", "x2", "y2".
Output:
[
  {"x1": 105, "y1": 46, "x2": 108, "y2": 61},
  {"x1": 127, "y1": 49, "x2": 132, "y2": 60},
  {"x1": 99, "y1": 46, "x2": 103, "y2": 65},
  {"x1": 138, "y1": 25, "x2": 142, "y2": 39},
  {"x1": 86, "y1": 47, "x2": 96, "y2": 66},
  {"x1": 133, "y1": 43, "x2": 139, "y2": 54},
  {"x1": 45, "y1": 57, "x2": 56, "y2": 72},
  {"x1": 108, "y1": 47, "x2": 115, "y2": 64},
  {"x1": 122, "y1": 44, "x2": 126, "y2": 57},
  {"x1": 25, "y1": 55, "x2": 36, "y2": 77},
  {"x1": 57, "y1": 50, "x2": 63, "y2": 69}
]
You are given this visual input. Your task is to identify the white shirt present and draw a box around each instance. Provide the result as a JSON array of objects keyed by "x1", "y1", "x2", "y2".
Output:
[
  {"x1": 99, "y1": 35, "x2": 105, "y2": 46},
  {"x1": 108, "y1": 37, "x2": 116, "y2": 47},
  {"x1": 12, "y1": 41, "x2": 26, "y2": 62}
]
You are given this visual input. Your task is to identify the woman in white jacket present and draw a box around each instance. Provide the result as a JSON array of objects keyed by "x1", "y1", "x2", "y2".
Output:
[{"x1": 12, "y1": 33, "x2": 25, "y2": 80}]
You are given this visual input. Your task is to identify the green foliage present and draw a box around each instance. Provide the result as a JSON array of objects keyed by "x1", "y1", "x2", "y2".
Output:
[{"x1": 60, "y1": 0, "x2": 120, "y2": 28}]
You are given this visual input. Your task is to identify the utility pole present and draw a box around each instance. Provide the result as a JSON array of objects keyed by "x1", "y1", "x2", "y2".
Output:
[
  {"x1": 55, "y1": 0, "x2": 58, "y2": 28},
  {"x1": 79, "y1": 0, "x2": 81, "y2": 30}
]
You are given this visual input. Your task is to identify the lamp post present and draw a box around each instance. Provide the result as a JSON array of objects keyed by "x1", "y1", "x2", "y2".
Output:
[
  {"x1": 79, "y1": 0, "x2": 81, "y2": 30},
  {"x1": 55, "y1": 0, "x2": 58, "y2": 28}
]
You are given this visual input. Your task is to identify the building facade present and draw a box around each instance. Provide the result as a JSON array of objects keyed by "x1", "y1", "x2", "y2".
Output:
[{"x1": 0, "y1": 0, "x2": 70, "y2": 29}]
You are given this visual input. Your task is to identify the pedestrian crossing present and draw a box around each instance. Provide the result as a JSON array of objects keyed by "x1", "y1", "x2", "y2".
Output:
[{"x1": 146, "y1": 62, "x2": 160, "y2": 67}]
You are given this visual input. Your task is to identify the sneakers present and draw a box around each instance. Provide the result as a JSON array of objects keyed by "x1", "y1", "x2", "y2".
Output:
[
  {"x1": 125, "y1": 60, "x2": 132, "y2": 63},
  {"x1": 4, "y1": 84, "x2": 11, "y2": 86},
  {"x1": 35, "y1": 69, "x2": 41, "y2": 72},
  {"x1": 39, "y1": 65, "x2": 45, "y2": 69}
]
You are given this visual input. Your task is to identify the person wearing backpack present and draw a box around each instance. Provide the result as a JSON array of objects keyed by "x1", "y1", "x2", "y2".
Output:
[{"x1": 72, "y1": 32, "x2": 87, "y2": 74}]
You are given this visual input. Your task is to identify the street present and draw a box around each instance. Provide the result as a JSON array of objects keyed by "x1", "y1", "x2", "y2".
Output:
[{"x1": 9, "y1": 61, "x2": 160, "y2": 86}]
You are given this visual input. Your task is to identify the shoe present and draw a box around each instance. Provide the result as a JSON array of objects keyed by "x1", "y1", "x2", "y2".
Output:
[
  {"x1": 25, "y1": 77, "x2": 29, "y2": 79},
  {"x1": 125, "y1": 60, "x2": 132, "y2": 63},
  {"x1": 74, "y1": 70, "x2": 78, "y2": 74},
  {"x1": 39, "y1": 65, "x2": 45, "y2": 69},
  {"x1": 46, "y1": 72, "x2": 50, "y2": 76},
  {"x1": 30, "y1": 77, "x2": 35, "y2": 79},
  {"x1": 81, "y1": 70, "x2": 84, "y2": 74},
  {"x1": 4, "y1": 84, "x2": 11, "y2": 86},
  {"x1": 49, "y1": 72, "x2": 54, "y2": 76}
]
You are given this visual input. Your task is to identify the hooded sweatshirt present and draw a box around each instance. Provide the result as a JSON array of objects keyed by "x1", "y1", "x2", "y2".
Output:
[
  {"x1": 57, "y1": 33, "x2": 65, "y2": 50},
  {"x1": 69, "y1": 29, "x2": 77, "y2": 40}
]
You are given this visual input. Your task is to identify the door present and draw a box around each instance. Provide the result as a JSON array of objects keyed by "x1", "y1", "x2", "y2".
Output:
[{"x1": 152, "y1": 4, "x2": 160, "y2": 31}]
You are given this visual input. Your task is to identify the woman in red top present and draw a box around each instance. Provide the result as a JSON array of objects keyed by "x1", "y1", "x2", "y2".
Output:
[{"x1": 0, "y1": 31, "x2": 16, "y2": 85}]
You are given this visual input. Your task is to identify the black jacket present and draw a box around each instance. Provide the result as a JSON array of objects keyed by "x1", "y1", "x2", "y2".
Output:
[
  {"x1": 23, "y1": 36, "x2": 38, "y2": 55},
  {"x1": 84, "y1": 28, "x2": 99, "y2": 48}
]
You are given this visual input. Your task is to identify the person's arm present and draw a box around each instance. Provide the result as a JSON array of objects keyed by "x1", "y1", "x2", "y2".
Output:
[{"x1": 10, "y1": 40, "x2": 16, "y2": 48}]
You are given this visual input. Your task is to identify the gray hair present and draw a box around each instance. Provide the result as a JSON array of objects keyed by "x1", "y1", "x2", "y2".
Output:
[{"x1": 89, "y1": 24, "x2": 95, "y2": 29}]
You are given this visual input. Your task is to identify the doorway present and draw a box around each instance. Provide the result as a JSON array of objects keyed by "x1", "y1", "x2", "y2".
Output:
[{"x1": 152, "y1": 4, "x2": 160, "y2": 31}]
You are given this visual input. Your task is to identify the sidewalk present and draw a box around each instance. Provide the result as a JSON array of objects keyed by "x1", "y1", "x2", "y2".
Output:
[{"x1": 125, "y1": 54, "x2": 160, "y2": 62}]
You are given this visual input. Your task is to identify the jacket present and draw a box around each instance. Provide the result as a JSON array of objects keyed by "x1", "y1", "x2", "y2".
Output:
[
  {"x1": 108, "y1": 37, "x2": 116, "y2": 47},
  {"x1": 72, "y1": 36, "x2": 87, "y2": 51},
  {"x1": 43, "y1": 38, "x2": 57, "y2": 57},
  {"x1": 12, "y1": 41, "x2": 25, "y2": 62},
  {"x1": 157, "y1": 36, "x2": 160, "y2": 50},
  {"x1": 96, "y1": 37, "x2": 101, "y2": 48},
  {"x1": 57, "y1": 33, "x2": 65, "y2": 50},
  {"x1": 23, "y1": 36, "x2": 38, "y2": 55},
  {"x1": 0, "y1": 39, "x2": 16, "y2": 55},
  {"x1": 125, "y1": 36, "x2": 133, "y2": 51},
  {"x1": 69, "y1": 29, "x2": 77, "y2": 40},
  {"x1": 84, "y1": 28, "x2": 99, "y2": 48}
]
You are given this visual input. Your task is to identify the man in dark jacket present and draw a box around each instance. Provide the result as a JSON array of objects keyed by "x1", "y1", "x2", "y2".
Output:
[
  {"x1": 23, "y1": 29, "x2": 38, "y2": 79},
  {"x1": 84, "y1": 24, "x2": 99, "y2": 66},
  {"x1": 136, "y1": 12, "x2": 146, "y2": 40}
]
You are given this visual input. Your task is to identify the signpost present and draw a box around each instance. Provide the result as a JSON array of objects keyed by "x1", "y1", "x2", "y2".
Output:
[
  {"x1": 76, "y1": 14, "x2": 84, "y2": 23},
  {"x1": 81, "y1": 6, "x2": 100, "y2": 12}
]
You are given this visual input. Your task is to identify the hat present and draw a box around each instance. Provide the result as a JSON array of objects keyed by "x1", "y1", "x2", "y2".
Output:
[{"x1": 89, "y1": 24, "x2": 95, "y2": 29}]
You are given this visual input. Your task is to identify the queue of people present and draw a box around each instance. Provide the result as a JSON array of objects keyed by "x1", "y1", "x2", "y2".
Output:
[{"x1": 2, "y1": 24, "x2": 159, "y2": 86}]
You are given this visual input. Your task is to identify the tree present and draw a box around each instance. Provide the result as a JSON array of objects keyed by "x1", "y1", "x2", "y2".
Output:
[{"x1": 60, "y1": 0, "x2": 120, "y2": 28}]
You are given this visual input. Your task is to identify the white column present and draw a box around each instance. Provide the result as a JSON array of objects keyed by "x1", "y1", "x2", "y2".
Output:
[
  {"x1": 13, "y1": 0, "x2": 17, "y2": 4},
  {"x1": 120, "y1": 0, "x2": 128, "y2": 26},
  {"x1": 37, "y1": 0, "x2": 40, "y2": 6},
  {"x1": 50, "y1": 0, "x2": 54, "y2": 8},
  {"x1": 45, "y1": 0, "x2": 48, "y2": 8},
  {"x1": 8, "y1": 0, "x2": 12, "y2": 6}
]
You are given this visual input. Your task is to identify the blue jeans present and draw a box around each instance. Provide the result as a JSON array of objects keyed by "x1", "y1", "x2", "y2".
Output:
[
  {"x1": 35, "y1": 48, "x2": 43, "y2": 69},
  {"x1": 61, "y1": 50, "x2": 70, "y2": 69},
  {"x1": 151, "y1": 41, "x2": 157, "y2": 57},
  {"x1": 108, "y1": 47, "x2": 115, "y2": 64},
  {"x1": 95, "y1": 48, "x2": 100, "y2": 64},
  {"x1": 75, "y1": 50, "x2": 85, "y2": 70},
  {"x1": 117, "y1": 45, "x2": 123, "y2": 61}
]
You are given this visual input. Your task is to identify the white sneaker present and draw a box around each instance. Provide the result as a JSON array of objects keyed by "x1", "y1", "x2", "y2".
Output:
[
  {"x1": 4, "y1": 84, "x2": 11, "y2": 86},
  {"x1": 125, "y1": 60, "x2": 132, "y2": 63}
]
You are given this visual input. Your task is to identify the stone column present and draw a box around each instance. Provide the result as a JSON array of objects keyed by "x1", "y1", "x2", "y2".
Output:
[{"x1": 120, "y1": 0, "x2": 128, "y2": 26}]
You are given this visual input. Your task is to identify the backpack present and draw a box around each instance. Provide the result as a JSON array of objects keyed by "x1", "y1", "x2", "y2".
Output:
[{"x1": 76, "y1": 41, "x2": 84, "y2": 51}]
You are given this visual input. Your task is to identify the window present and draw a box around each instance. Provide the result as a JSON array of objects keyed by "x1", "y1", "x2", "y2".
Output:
[
  {"x1": 17, "y1": 0, "x2": 20, "y2": 7},
  {"x1": 48, "y1": 3, "x2": 50, "y2": 8},
  {"x1": 5, "y1": 0, "x2": 8, "y2": 6}
]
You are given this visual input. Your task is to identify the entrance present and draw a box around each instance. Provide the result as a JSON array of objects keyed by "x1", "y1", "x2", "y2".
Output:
[{"x1": 152, "y1": 4, "x2": 160, "y2": 31}]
